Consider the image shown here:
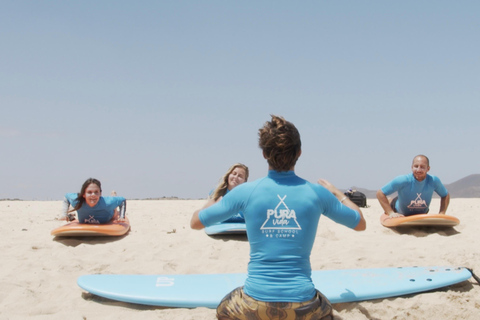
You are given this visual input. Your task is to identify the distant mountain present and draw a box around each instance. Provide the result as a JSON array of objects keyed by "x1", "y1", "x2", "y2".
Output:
[
  {"x1": 444, "y1": 174, "x2": 480, "y2": 198},
  {"x1": 344, "y1": 174, "x2": 480, "y2": 198}
]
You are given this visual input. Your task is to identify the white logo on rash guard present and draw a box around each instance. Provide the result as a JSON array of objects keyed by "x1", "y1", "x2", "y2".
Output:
[
  {"x1": 84, "y1": 215, "x2": 100, "y2": 224},
  {"x1": 407, "y1": 193, "x2": 427, "y2": 211},
  {"x1": 260, "y1": 195, "x2": 301, "y2": 238}
]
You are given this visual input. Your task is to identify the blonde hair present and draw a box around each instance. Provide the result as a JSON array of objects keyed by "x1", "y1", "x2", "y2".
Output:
[{"x1": 210, "y1": 163, "x2": 249, "y2": 201}]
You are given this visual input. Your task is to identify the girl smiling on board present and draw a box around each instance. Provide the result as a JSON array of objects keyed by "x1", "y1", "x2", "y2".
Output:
[
  {"x1": 199, "y1": 163, "x2": 249, "y2": 222},
  {"x1": 61, "y1": 178, "x2": 126, "y2": 224}
]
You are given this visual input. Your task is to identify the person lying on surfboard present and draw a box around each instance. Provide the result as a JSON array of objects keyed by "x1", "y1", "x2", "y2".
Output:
[
  {"x1": 191, "y1": 115, "x2": 366, "y2": 320},
  {"x1": 61, "y1": 178, "x2": 127, "y2": 224},
  {"x1": 198, "y1": 163, "x2": 249, "y2": 223},
  {"x1": 376, "y1": 155, "x2": 450, "y2": 218}
]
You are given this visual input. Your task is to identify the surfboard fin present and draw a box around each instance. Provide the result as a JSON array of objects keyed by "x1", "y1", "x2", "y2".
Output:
[{"x1": 465, "y1": 268, "x2": 480, "y2": 284}]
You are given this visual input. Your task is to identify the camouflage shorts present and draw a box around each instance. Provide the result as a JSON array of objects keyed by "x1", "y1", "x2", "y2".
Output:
[{"x1": 216, "y1": 287, "x2": 333, "y2": 320}]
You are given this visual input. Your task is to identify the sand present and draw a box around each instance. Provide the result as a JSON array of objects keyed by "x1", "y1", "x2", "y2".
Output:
[{"x1": 1, "y1": 198, "x2": 479, "y2": 320}]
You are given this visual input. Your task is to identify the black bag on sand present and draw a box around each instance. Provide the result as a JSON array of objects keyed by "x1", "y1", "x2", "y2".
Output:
[{"x1": 344, "y1": 189, "x2": 367, "y2": 207}]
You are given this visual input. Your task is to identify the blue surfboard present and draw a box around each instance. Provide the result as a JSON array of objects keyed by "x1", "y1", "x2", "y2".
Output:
[
  {"x1": 77, "y1": 266, "x2": 471, "y2": 308},
  {"x1": 204, "y1": 222, "x2": 246, "y2": 235}
]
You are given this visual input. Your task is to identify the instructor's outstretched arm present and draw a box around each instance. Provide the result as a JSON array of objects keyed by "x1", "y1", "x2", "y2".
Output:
[
  {"x1": 190, "y1": 210, "x2": 205, "y2": 230},
  {"x1": 318, "y1": 179, "x2": 366, "y2": 231}
]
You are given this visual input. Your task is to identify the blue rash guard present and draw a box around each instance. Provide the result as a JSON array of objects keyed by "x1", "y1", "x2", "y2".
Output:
[
  {"x1": 199, "y1": 170, "x2": 361, "y2": 302},
  {"x1": 64, "y1": 193, "x2": 126, "y2": 224},
  {"x1": 381, "y1": 173, "x2": 448, "y2": 216},
  {"x1": 208, "y1": 189, "x2": 245, "y2": 222}
]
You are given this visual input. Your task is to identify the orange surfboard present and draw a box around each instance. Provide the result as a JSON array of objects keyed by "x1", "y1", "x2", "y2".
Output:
[
  {"x1": 51, "y1": 218, "x2": 130, "y2": 237},
  {"x1": 380, "y1": 214, "x2": 459, "y2": 228}
]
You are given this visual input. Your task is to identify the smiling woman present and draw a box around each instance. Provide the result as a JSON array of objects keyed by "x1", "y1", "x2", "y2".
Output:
[
  {"x1": 82, "y1": 180, "x2": 102, "y2": 207},
  {"x1": 210, "y1": 164, "x2": 249, "y2": 202},
  {"x1": 61, "y1": 178, "x2": 127, "y2": 224},
  {"x1": 198, "y1": 163, "x2": 249, "y2": 223}
]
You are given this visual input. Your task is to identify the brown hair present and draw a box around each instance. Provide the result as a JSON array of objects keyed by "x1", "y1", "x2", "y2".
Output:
[
  {"x1": 211, "y1": 163, "x2": 249, "y2": 201},
  {"x1": 258, "y1": 115, "x2": 301, "y2": 171},
  {"x1": 71, "y1": 178, "x2": 102, "y2": 212}
]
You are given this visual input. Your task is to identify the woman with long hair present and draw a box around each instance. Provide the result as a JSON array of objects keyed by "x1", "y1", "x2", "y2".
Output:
[
  {"x1": 198, "y1": 163, "x2": 249, "y2": 222},
  {"x1": 61, "y1": 178, "x2": 126, "y2": 224}
]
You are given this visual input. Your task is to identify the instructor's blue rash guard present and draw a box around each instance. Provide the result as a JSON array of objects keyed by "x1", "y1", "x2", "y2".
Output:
[
  {"x1": 64, "y1": 193, "x2": 126, "y2": 224},
  {"x1": 199, "y1": 170, "x2": 361, "y2": 302},
  {"x1": 208, "y1": 189, "x2": 244, "y2": 222},
  {"x1": 380, "y1": 173, "x2": 448, "y2": 216}
]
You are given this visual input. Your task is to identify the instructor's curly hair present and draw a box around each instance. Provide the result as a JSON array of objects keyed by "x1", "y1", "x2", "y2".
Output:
[{"x1": 258, "y1": 115, "x2": 301, "y2": 171}]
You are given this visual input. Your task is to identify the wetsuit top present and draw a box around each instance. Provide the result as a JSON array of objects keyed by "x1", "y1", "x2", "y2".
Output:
[
  {"x1": 208, "y1": 188, "x2": 244, "y2": 222},
  {"x1": 64, "y1": 193, "x2": 126, "y2": 224},
  {"x1": 199, "y1": 170, "x2": 361, "y2": 302},
  {"x1": 380, "y1": 173, "x2": 448, "y2": 216},
  {"x1": 222, "y1": 189, "x2": 244, "y2": 222}
]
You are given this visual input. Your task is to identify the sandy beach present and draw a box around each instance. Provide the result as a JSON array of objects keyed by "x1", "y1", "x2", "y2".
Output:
[{"x1": 1, "y1": 198, "x2": 479, "y2": 320}]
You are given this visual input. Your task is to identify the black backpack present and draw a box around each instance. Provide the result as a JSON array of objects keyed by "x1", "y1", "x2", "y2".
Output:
[{"x1": 344, "y1": 189, "x2": 367, "y2": 207}]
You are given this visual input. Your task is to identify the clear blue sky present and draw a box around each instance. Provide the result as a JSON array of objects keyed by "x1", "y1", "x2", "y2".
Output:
[{"x1": 1, "y1": 1, "x2": 479, "y2": 200}]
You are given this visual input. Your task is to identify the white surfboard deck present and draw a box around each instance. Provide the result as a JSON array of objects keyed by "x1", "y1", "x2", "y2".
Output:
[{"x1": 77, "y1": 266, "x2": 471, "y2": 308}]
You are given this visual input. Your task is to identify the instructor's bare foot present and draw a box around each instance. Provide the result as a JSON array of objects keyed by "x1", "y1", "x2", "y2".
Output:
[{"x1": 111, "y1": 190, "x2": 117, "y2": 196}]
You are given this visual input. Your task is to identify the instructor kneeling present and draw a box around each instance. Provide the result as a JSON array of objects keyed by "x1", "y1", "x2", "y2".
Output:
[{"x1": 191, "y1": 115, "x2": 366, "y2": 320}]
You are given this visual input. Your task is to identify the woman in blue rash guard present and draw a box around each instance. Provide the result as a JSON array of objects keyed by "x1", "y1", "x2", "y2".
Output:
[
  {"x1": 61, "y1": 178, "x2": 126, "y2": 224},
  {"x1": 191, "y1": 115, "x2": 366, "y2": 320},
  {"x1": 198, "y1": 163, "x2": 249, "y2": 223}
]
